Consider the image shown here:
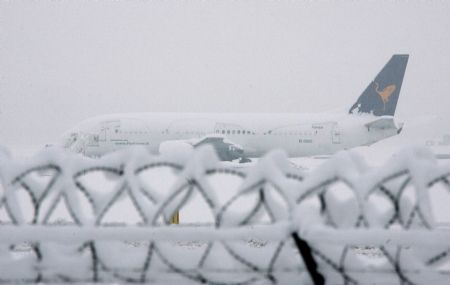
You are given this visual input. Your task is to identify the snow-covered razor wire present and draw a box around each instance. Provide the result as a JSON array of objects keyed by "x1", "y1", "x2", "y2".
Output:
[{"x1": 0, "y1": 146, "x2": 449, "y2": 284}]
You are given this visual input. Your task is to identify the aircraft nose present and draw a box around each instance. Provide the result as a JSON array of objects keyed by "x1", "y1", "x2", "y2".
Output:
[{"x1": 59, "y1": 132, "x2": 78, "y2": 148}]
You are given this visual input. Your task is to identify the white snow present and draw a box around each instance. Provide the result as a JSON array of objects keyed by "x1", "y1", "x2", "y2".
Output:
[{"x1": 0, "y1": 145, "x2": 449, "y2": 283}]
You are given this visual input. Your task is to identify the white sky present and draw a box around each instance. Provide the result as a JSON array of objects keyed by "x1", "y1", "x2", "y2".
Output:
[{"x1": 1, "y1": 0, "x2": 449, "y2": 147}]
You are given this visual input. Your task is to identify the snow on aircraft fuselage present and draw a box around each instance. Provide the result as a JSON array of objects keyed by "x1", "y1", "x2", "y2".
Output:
[{"x1": 60, "y1": 55, "x2": 408, "y2": 161}]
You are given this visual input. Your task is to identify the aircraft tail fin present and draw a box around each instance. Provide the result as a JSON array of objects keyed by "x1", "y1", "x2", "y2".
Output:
[{"x1": 349, "y1": 54, "x2": 409, "y2": 116}]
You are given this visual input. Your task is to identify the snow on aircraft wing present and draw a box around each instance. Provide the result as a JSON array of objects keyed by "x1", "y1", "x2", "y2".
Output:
[{"x1": 159, "y1": 135, "x2": 249, "y2": 162}]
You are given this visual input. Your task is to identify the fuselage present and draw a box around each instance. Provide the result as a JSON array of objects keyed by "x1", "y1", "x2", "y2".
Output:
[
  {"x1": 60, "y1": 112, "x2": 400, "y2": 158},
  {"x1": 57, "y1": 55, "x2": 408, "y2": 159}
]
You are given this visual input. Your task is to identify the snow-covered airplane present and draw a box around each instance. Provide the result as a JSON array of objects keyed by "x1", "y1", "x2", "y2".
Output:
[{"x1": 60, "y1": 54, "x2": 408, "y2": 161}]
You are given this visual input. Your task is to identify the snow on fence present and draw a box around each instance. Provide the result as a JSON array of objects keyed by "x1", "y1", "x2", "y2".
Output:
[{"x1": 0, "y1": 146, "x2": 449, "y2": 284}]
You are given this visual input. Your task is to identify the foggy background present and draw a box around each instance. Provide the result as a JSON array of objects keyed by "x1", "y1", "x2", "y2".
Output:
[{"x1": 1, "y1": 0, "x2": 449, "y2": 148}]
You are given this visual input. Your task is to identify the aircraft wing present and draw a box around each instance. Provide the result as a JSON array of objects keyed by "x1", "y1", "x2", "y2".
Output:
[{"x1": 159, "y1": 135, "x2": 249, "y2": 162}]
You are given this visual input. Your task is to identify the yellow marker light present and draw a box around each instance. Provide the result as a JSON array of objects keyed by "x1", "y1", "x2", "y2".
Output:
[{"x1": 170, "y1": 211, "x2": 180, "y2": 224}]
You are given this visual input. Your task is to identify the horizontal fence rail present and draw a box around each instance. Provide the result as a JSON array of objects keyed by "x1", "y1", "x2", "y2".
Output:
[{"x1": 0, "y1": 146, "x2": 449, "y2": 284}]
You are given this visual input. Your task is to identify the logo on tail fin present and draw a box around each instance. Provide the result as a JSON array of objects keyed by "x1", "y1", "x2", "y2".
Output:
[{"x1": 374, "y1": 82, "x2": 396, "y2": 110}]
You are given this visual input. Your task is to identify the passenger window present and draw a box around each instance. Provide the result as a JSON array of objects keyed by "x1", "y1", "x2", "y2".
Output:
[
  {"x1": 232, "y1": 130, "x2": 235, "y2": 134},
  {"x1": 237, "y1": 130, "x2": 240, "y2": 134},
  {"x1": 227, "y1": 130, "x2": 230, "y2": 134},
  {"x1": 222, "y1": 130, "x2": 225, "y2": 134}
]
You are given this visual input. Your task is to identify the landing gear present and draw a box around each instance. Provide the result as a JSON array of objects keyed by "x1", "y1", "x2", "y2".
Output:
[{"x1": 239, "y1": 157, "x2": 252, "y2": 163}]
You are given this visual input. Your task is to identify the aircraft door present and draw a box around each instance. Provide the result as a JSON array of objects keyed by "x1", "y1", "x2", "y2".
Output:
[
  {"x1": 99, "y1": 120, "x2": 121, "y2": 142},
  {"x1": 99, "y1": 127, "x2": 107, "y2": 142},
  {"x1": 331, "y1": 124, "x2": 341, "y2": 144}
]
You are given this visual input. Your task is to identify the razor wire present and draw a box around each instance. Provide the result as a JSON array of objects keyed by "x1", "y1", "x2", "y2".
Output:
[{"x1": 0, "y1": 146, "x2": 449, "y2": 284}]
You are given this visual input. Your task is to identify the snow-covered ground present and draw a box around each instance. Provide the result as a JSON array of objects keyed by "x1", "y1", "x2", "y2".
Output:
[{"x1": 2, "y1": 129, "x2": 450, "y2": 284}]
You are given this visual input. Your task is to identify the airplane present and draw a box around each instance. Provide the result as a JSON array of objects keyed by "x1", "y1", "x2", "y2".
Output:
[{"x1": 59, "y1": 54, "x2": 409, "y2": 162}]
